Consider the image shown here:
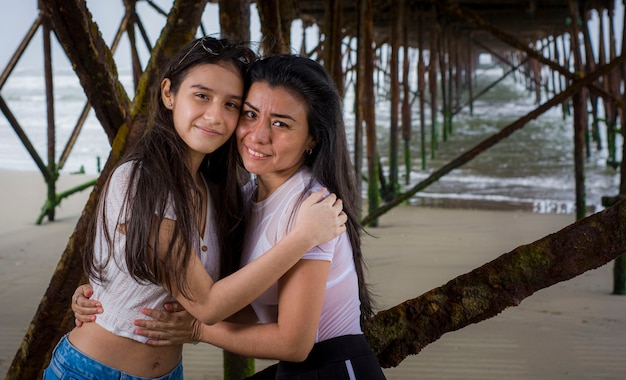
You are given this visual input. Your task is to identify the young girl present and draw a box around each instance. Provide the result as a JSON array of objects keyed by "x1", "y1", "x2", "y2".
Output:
[{"x1": 44, "y1": 38, "x2": 347, "y2": 380}]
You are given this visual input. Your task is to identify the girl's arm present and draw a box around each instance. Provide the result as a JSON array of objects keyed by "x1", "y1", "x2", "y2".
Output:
[
  {"x1": 162, "y1": 189, "x2": 343, "y2": 325},
  {"x1": 203, "y1": 259, "x2": 329, "y2": 361},
  {"x1": 135, "y1": 258, "x2": 329, "y2": 362}
]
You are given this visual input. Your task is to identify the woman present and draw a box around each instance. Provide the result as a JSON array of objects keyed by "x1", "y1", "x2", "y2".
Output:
[
  {"x1": 45, "y1": 40, "x2": 347, "y2": 380},
  {"x1": 74, "y1": 54, "x2": 384, "y2": 379}
]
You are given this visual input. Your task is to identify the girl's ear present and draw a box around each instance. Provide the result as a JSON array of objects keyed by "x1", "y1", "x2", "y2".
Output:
[{"x1": 161, "y1": 78, "x2": 173, "y2": 109}]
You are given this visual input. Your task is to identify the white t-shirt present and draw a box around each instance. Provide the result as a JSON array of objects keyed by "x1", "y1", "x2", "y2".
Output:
[
  {"x1": 241, "y1": 167, "x2": 362, "y2": 343},
  {"x1": 91, "y1": 161, "x2": 220, "y2": 343}
]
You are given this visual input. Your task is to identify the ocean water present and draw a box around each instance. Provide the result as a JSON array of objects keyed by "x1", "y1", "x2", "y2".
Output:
[
  {"x1": 0, "y1": 67, "x2": 621, "y2": 214},
  {"x1": 0, "y1": 67, "x2": 128, "y2": 175},
  {"x1": 349, "y1": 66, "x2": 621, "y2": 214}
]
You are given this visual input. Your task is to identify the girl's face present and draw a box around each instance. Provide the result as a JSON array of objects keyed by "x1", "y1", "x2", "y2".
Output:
[
  {"x1": 162, "y1": 63, "x2": 243, "y2": 168},
  {"x1": 236, "y1": 82, "x2": 315, "y2": 198}
]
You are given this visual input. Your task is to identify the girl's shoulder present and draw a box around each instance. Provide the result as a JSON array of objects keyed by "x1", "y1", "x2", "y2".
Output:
[{"x1": 108, "y1": 161, "x2": 140, "y2": 194}]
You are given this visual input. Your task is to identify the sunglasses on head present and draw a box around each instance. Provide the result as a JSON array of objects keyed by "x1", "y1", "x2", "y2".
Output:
[{"x1": 175, "y1": 36, "x2": 252, "y2": 68}]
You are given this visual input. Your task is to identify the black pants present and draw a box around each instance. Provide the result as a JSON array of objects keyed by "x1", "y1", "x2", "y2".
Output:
[{"x1": 246, "y1": 335, "x2": 386, "y2": 380}]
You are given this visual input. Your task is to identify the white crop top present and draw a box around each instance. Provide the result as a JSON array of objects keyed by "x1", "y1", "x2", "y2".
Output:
[
  {"x1": 241, "y1": 167, "x2": 362, "y2": 343},
  {"x1": 91, "y1": 161, "x2": 220, "y2": 343}
]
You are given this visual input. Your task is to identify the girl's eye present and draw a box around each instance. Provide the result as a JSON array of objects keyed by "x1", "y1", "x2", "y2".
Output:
[
  {"x1": 225, "y1": 101, "x2": 240, "y2": 109},
  {"x1": 196, "y1": 93, "x2": 209, "y2": 100}
]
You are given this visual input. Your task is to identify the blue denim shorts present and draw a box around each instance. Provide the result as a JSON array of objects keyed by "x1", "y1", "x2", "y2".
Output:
[{"x1": 43, "y1": 334, "x2": 183, "y2": 380}]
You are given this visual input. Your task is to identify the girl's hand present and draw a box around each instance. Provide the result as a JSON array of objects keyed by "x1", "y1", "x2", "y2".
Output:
[
  {"x1": 293, "y1": 189, "x2": 347, "y2": 248},
  {"x1": 134, "y1": 302, "x2": 202, "y2": 346},
  {"x1": 72, "y1": 284, "x2": 103, "y2": 327}
]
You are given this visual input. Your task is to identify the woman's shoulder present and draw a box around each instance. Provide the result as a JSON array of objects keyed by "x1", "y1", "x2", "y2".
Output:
[{"x1": 293, "y1": 167, "x2": 324, "y2": 194}]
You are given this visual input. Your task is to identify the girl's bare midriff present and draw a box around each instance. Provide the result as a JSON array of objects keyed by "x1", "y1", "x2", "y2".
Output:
[{"x1": 68, "y1": 323, "x2": 182, "y2": 378}]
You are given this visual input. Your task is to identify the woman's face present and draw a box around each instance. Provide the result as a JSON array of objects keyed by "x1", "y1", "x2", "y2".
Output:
[
  {"x1": 162, "y1": 63, "x2": 243, "y2": 168},
  {"x1": 236, "y1": 82, "x2": 315, "y2": 195}
]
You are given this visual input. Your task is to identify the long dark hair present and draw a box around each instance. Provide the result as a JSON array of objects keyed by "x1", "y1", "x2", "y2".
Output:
[
  {"x1": 244, "y1": 55, "x2": 374, "y2": 321},
  {"x1": 84, "y1": 37, "x2": 256, "y2": 297}
]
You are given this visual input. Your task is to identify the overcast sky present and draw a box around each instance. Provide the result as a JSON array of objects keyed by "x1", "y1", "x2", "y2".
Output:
[
  {"x1": 0, "y1": 1, "x2": 254, "y2": 71},
  {"x1": 0, "y1": 1, "x2": 622, "y2": 73}
]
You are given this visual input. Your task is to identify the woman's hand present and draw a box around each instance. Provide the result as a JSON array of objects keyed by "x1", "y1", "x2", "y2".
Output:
[
  {"x1": 134, "y1": 302, "x2": 203, "y2": 346},
  {"x1": 72, "y1": 283, "x2": 102, "y2": 327},
  {"x1": 293, "y1": 189, "x2": 347, "y2": 248}
]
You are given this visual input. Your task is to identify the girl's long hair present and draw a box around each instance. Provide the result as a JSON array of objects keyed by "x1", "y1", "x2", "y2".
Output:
[
  {"x1": 84, "y1": 37, "x2": 256, "y2": 297},
  {"x1": 244, "y1": 55, "x2": 375, "y2": 321}
]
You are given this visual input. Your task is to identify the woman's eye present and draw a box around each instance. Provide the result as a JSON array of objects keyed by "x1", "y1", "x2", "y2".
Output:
[
  {"x1": 196, "y1": 93, "x2": 209, "y2": 100},
  {"x1": 272, "y1": 120, "x2": 288, "y2": 128},
  {"x1": 243, "y1": 110, "x2": 256, "y2": 119}
]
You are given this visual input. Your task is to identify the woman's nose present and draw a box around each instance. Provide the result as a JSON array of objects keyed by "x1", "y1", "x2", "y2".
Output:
[{"x1": 248, "y1": 119, "x2": 270, "y2": 143}]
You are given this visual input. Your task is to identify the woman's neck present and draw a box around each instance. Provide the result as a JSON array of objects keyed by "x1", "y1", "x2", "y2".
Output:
[{"x1": 255, "y1": 166, "x2": 305, "y2": 201}]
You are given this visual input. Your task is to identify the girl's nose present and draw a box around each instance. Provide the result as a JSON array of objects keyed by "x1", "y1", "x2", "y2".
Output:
[{"x1": 203, "y1": 103, "x2": 222, "y2": 123}]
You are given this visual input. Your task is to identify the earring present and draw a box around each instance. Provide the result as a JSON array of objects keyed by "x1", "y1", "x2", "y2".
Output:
[
  {"x1": 306, "y1": 148, "x2": 313, "y2": 155},
  {"x1": 168, "y1": 102, "x2": 173, "y2": 107}
]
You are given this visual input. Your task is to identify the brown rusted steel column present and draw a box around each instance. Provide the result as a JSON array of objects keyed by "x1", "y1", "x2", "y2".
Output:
[
  {"x1": 256, "y1": 0, "x2": 283, "y2": 55},
  {"x1": 322, "y1": 0, "x2": 344, "y2": 95},
  {"x1": 401, "y1": 0, "x2": 411, "y2": 185},
  {"x1": 354, "y1": 20, "x2": 363, "y2": 201},
  {"x1": 531, "y1": 44, "x2": 541, "y2": 104},
  {"x1": 219, "y1": 0, "x2": 251, "y2": 43},
  {"x1": 125, "y1": 0, "x2": 142, "y2": 90},
  {"x1": 598, "y1": 6, "x2": 611, "y2": 148},
  {"x1": 446, "y1": 30, "x2": 454, "y2": 135},
  {"x1": 438, "y1": 28, "x2": 449, "y2": 142},
  {"x1": 43, "y1": 2, "x2": 57, "y2": 222},
  {"x1": 611, "y1": 0, "x2": 626, "y2": 295},
  {"x1": 606, "y1": 3, "x2": 620, "y2": 169},
  {"x1": 581, "y1": 9, "x2": 599, "y2": 154},
  {"x1": 453, "y1": 32, "x2": 461, "y2": 112},
  {"x1": 357, "y1": 0, "x2": 379, "y2": 225},
  {"x1": 559, "y1": 34, "x2": 571, "y2": 117},
  {"x1": 429, "y1": 6, "x2": 439, "y2": 157},
  {"x1": 466, "y1": 37, "x2": 474, "y2": 116},
  {"x1": 511, "y1": 51, "x2": 519, "y2": 83},
  {"x1": 417, "y1": 10, "x2": 427, "y2": 170},
  {"x1": 549, "y1": 36, "x2": 558, "y2": 97},
  {"x1": 568, "y1": 0, "x2": 588, "y2": 220},
  {"x1": 387, "y1": 0, "x2": 400, "y2": 199}
]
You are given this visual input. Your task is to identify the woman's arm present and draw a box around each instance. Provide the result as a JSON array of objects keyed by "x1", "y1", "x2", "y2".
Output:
[
  {"x1": 72, "y1": 284, "x2": 102, "y2": 326},
  {"x1": 162, "y1": 189, "x2": 343, "y2": 325}
]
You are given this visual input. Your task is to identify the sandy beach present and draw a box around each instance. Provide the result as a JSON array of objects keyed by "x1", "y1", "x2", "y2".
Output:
[{"x1": 1, "y1": 168, "x2": 625, "y2": 379}]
